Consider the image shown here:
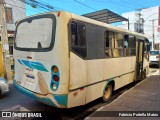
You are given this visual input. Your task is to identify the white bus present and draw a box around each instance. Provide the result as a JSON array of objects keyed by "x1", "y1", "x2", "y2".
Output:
[{"x1": 13, "y1": 11, "x2": 150, "y2": 108}]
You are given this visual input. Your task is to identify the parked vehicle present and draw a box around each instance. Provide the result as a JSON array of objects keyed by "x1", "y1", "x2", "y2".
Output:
[
  {"x1": 0, "y1": 78, "x2": 9, "y2": 96},
  {"x1": 149, "y1": 50, "x2": 160, "y2": 67}
]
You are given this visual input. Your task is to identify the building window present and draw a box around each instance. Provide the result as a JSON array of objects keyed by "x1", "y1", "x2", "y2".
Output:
[
  {"x1": 71, "y1": 21, "x2": 87, "y2": 58},
  {"x1": 5, "y1": 7, "x2": 13, "y2": 23}
]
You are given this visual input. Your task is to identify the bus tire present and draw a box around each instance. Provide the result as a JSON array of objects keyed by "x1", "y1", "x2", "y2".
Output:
[{"x1": 102, "y1": 83, "x2": 112, "y2": 102}]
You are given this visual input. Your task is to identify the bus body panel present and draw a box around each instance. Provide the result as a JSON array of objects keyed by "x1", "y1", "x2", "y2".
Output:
[
  {"x1": 68, "y1": 52, "x2": 87, "y2": 108},
  {"x1": 14, "y1": 57, "x2": 51, "y2": 94},
  {"x1": 14, "y1": 12, "x2": 71, "y2": 107},
  {"x1": 85, "y1": 59, "x2": 105, "y2": 103},
  {"x1": 103, "y1": 57, "x2": 136, "y2": 90}
]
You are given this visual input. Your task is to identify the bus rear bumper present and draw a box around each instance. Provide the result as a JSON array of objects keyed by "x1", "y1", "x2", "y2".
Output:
[{"x1": 13, "y1": 80, "x2": 68, "y2": 108}]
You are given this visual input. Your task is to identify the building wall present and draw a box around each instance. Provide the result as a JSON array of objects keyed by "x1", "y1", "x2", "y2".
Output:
[
  {"x1": 142, "y1": 6, "x2": 159, "y2": 44},
  {"x1": 5, "y1": 0, "x2": 26, "y2": 31},
  {"x1": 117, "y1": 6, "x2": 160, "y2": 45}
]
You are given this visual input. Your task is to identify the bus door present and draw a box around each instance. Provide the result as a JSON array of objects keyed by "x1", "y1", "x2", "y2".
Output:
[{"x1": 136, "y1": 40, "x2": 144, "y2": 80}]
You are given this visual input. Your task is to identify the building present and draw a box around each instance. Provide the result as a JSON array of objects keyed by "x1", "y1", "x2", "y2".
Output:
[
  {"x1": 117, "y1": 6, "x2": 160, "y2": 50},
  {"x1": 0, "y1": 0, "x2": 26, "y2": 51},
  {"x1": 0, "y1": 0, "x2": 26, "y2": 77}
]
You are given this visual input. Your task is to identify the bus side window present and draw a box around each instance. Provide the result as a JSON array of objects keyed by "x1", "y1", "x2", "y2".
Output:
[
  {"x1": 70, "y1": 22, "x2": 87, "y2": 58},
  {"x1": 124, "y1": 35, "x2": 136, "y2": 56},
  {"x1": 105, "y1": 31, "x2": 112, "y2": 57},
  {"x1": 113, "y1": 33, "x2": 123, "y2": 57},
  {"x1": 71, "y1": 22, "x2": 78, "y2": 46},
  {"x1": 124, "y1": 35, "x2": 129, "y2": 56},
  {"x1": 128, "y1": 35, "x2": 136, "y2": 56}
]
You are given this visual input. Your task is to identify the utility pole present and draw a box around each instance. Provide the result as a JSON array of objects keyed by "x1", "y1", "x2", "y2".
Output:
[
  {"x1": 150, "y1": 19, "x2": 158, "y2": 50},
  {"x1": 151, "y1": 19, "x2": 155, "y2": 50},
  {"x1": 136, "y1": 9, "x2": 142, "y2": 33},
  {"x1": 0, "y1": 0, "x2": 12, "y2": 81}
]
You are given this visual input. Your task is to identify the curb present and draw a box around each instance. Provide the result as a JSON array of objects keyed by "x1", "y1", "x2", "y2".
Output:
[{"x1": 152, "y1": 70, "x2": 159, "y2": 75}]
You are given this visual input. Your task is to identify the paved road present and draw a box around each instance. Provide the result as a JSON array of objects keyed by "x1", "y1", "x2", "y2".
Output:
[
  {"x1": 148, "y1": 66, "x2": 159, "y2": 76},
  {"x1": 0, "y1": 83, "x2": 75, "y2": 119},
  {"x1": 0, "y1": 68, "x2": 159, "y2": 120}
]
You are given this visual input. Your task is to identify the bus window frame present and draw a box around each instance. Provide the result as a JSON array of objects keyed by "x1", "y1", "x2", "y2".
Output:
[
  {"x1": 105, "y1": 30, "x2": 124, "y2": 58},
  {"x1": 123, "y1": 34, "x2": 136, "y2": 56},
  {"x1": 69, "y1": 20, "x2": 87, "y2": 59},
  {"x1": 14, "y1": 14, "x2": 56, "y2": 52}
]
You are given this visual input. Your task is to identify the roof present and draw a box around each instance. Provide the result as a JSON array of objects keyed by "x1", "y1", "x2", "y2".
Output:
[{"x1": 83, "y1": 9, "x2": 128, "y2": 24}]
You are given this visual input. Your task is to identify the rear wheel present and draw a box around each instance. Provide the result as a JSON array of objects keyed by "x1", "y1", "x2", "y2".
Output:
[{"x1": 102, "y1": 84, "x2": 112, "y2": 102}]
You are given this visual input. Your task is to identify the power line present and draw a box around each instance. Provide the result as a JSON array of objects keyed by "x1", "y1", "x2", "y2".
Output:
[
  {"x1": 72, "y1": 0, "x2": 96, "y2": 10},
  {"x1": 6, "y1": 2, "x2": 43, "y2": 14},
  {"x1": 18, "y1": 0, "x2": 54, "y2": 11}
]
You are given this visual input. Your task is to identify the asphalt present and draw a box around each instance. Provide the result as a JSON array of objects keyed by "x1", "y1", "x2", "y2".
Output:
[{"x1": 85, "y1": 70, "x2": 160, "y2": 120}]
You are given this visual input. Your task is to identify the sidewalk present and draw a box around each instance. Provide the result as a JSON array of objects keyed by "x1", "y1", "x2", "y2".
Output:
[{"x1": 86, "y1": 70, "x2": 160, "y2": 120}]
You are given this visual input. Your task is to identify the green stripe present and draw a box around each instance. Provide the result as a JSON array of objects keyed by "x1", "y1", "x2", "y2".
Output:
[{"x1": 69, "y1": 71, "x2": 135, "y2": 92}]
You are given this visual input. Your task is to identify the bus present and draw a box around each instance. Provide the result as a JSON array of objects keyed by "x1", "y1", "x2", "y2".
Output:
[{"x1": 13, "y1": 11, "x2": 150, "y2": 108}]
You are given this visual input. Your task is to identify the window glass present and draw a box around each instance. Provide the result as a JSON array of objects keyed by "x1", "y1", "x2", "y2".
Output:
[
  {"x1": 105, "y1": 31, "x2": 113, "y2": 57},
  {"x1": 105, "y1": 32, "x2": 123, "y2": 57},
  {"x1": 15, "y1": 18, "x2": 53, "y2": 49},
  {"x1": 113, "y1": 33, "x2": 123, "y2": 57},
  {"x1": 77, "y1": 23, "x2": 86, "y2": 46},
  {"x1": 71, "y1": 23, "x2": 78, "y2": 46},
  {"x1": 128, "y1": 35, "x2": 136, "y2": 48},
  {"x1": 105, "y1": 31, "x2": 109, "y2": 48},
  {"x1": 115, "y1": 33, "x2": 123, "y2": 48},
  {"x1": 124, "y1": 35, "x2": 136, "y2": 56},
  {"x1": 124, "y1": 35, "x2": 129, "y2": 48},
  {"x1": 71, "y1": 21, "x2": 87, "y2": 58}
]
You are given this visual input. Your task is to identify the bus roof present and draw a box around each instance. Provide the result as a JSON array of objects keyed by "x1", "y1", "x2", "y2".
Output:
[
  {"x1": 17, "y1": 11, "x2": 147, "y2": 39},
  {"x1": 69, "y1": 11, "x2": 147, "y2": 39}
]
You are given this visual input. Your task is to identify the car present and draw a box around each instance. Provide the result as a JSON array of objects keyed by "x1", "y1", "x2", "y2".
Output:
[
  {"x1": 0, "y1": 77, "x2": 9, "y2": 96},
  {"x1": 149, "y1": 50, "x2": 160, "y2": 67}
]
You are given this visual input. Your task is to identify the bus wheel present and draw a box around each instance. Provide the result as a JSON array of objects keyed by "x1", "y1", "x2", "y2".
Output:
[{"x1": 102, "y1": 84, "x2": 112, "y2": 102}]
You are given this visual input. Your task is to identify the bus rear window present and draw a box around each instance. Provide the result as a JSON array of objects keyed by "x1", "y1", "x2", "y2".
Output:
[{"x1": 15, "y1": 14, "x2": 56, "y2": 51}]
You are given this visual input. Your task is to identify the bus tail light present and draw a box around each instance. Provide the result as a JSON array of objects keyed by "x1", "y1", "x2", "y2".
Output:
[
  {"x1": 52, "y1": 66, "x2": 58, "y2": 73},
  {"x1": 50, "y1": 65, "x2": 60, "y2": 91},
  {"x1": 53, "y1": 75, "x2": 59, "y2": 82},
  {"x1": 52, "y1": 83, "x2": 57, "y2": 91}
]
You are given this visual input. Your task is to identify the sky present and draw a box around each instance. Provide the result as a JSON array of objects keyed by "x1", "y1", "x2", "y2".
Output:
[{"x1": 26, "y1": 0, "x2": 160, "y2": 16}]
